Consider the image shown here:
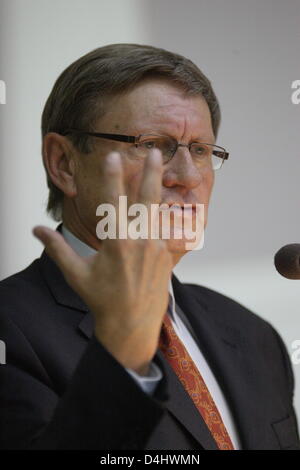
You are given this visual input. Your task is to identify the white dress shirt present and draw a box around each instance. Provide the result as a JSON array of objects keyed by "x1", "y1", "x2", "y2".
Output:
[{"x1": 61, "y1": 225, "x2": 241, "y2": 449}]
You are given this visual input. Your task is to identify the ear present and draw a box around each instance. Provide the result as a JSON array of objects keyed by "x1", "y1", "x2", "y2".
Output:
[{"x1": 42, "y1": 133, "x2": 78, "y2": 198}]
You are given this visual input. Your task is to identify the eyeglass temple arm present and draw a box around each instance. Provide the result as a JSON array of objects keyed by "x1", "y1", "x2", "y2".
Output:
[
  {"x1": 60, "y1": 129, "x2": 136, "y2": 143},
  {"x1": 213, "y1": 150, "x2": 229, "y2": 160}
]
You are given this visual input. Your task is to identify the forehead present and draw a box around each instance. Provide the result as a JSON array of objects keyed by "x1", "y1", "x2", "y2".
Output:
[{"x1": 99, "y1": 79, "x2": 214, "y2": 139}]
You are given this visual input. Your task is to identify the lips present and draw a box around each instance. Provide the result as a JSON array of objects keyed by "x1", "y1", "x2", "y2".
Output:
[
  {"x1": 159, "y1": 202, "x2": 199, "y2": 213},
  {"x1": 161, "y1": 201, "x2": 197, "y2": 208},
  {"x1": 158, "y1": 206, "x2": 199, "y2": 223}
]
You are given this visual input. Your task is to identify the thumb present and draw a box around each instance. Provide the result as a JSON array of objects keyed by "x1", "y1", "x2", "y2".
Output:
[{"x1": 33, "y1": 226, "x2": 88, "y2": 285}]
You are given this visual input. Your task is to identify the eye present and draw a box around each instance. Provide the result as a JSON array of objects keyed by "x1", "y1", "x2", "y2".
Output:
[
  {"x1": 191, "y1": 144, "x2": 212, "y2": 160},
  {"x1": 136, "y1": 136, "x2": 177, "y2": 161},
  {"x1": 141, "y1": 140, "x2": 157, "y2": 149},
  {"x1": 193, "y1": 145, "x2": 206, "y2": 155}
]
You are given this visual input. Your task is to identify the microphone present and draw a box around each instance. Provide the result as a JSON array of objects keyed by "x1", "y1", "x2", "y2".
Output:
[{"x1": 274, "y1": 244, "x2": 300, "y2": 279}]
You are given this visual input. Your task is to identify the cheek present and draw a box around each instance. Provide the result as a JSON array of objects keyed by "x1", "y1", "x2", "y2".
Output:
[
  {"x1": 206, "y1": 171, "x2": 215, "y2": 201},
  {"x1": 194, "y1": 171, "x2": 214, "y2": 223},
  {"x1": 204, "y1": 172, "x2": 214, "y2": 222},
  {"x1": 75, "y1": 164, "x2": 107, "y2": 215},
  {"x1": 197, "y1": 170, "x2": 214, "y2": 203}
]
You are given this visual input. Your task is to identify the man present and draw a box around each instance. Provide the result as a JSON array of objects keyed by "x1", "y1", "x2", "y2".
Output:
[{"x1": 0, "y1": 43, "x2": 299, "y2": 450}]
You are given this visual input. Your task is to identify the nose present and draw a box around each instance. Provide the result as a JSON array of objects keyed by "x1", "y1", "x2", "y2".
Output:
[{"x1": 162, "y1": 145, "x2": 203, "y2": 190}]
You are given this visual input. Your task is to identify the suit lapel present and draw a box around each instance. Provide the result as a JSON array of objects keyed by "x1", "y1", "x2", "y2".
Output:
[
  {"x1": 39, "y1": 249, "x2": 89, "y2": 313},
  {"x1": 39, "y1": 223, "x2": 90, "y2": 314},
  {"x1": 171, "y1": 273, "x2": 274, "y2": 450},
  {"x1": 154, "y1": 347, "x2": 219, "y2": 449},
  {"x1": 75, "y1": 273, "x2": 234, "y2": 449}
]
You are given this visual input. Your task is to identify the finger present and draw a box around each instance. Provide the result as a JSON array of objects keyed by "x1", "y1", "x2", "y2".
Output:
[
  {"x1": 138, "y1": 149, "x2": 163, "y2": 207},
  {"x1": 33, "y1": 226, "x2": 88, "y2": 284},
  {"x1": 99, "y1": 152, "x2": 125, "y2": 206},
  {"x1": 96, "y1": 152, "x2": 124, "y2": 239}
]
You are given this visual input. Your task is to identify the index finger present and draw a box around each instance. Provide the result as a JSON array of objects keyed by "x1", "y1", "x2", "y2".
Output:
[
  {"x1": 95, "y1": 151, "x2": 125, "y2": 238},
  {"x1": 98, "y1": 151, "x2": 125, "y2": 206},
  {"x1": 137, "y1": 149, "x2": 163, "y2": 208}
]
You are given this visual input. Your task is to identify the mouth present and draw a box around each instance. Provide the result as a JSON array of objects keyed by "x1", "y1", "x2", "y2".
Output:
[{"x1": 159, "y1": 202, "x2": 200, "y2": 214}]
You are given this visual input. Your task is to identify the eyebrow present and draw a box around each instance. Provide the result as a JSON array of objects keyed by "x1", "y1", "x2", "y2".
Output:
[{"x1": 140, "y1": 129, "x2": 215, "y2": 143}]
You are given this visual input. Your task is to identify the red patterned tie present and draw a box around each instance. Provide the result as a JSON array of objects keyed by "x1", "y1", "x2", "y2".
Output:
[{"x1": 158, "y1": 308, "x2": 235, "y2": 450}]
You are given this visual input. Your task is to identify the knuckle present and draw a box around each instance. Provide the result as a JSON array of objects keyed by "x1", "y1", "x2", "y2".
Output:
[
  {"x1": 111, "y1": 238, "x2": 129, "y2": 252},
  {"x1": 145, "y1": 238, "x2": 166, "y2": 256},
  {"x1": 158, "y1": 243, "x2": 168, "y2": 257},
  {"x1": 143, "y1": 237, "x2": 157, "y2": 250}
]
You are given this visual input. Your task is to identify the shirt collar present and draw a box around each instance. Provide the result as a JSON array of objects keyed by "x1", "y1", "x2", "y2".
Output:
[
  {"x1": 62, "y1": 224, "x2": 176, "y2": 321},
  {"x1": 168, "y1": 277, "x2": 176, "y2": 321},
  {"x1": 62, "y1": 225, "x2": 97, "y2": 258}
]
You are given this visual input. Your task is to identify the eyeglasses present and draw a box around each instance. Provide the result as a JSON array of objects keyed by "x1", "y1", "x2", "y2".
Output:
[{"x1": 60, "y1": 129, "x2": 229, "y2": 170}]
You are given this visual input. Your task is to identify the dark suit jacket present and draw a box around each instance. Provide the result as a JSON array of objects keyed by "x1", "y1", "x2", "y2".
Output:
[{"x1": 0, "y1": 247, "x2": 299, "y2": 450}]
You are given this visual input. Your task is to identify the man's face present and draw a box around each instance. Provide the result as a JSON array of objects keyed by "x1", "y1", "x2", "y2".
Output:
[{"x1": 69, "y1": 78, "x2": 215, "y2": 260}]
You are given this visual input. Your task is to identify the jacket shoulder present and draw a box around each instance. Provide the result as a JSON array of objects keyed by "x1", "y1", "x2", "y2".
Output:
[
  {"x1": 183, "y1": 281, "x2": 275, "y2": 332},
  {"x1": 0, "y1": 258, "x2": 49, "y2": 316},
  {"x1": 184, "y1": 281, "x2": 296, "y2": 388}
]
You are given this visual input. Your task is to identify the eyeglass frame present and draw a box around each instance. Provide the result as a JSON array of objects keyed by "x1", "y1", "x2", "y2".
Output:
[{"x1": 60, "y1": 128, "x2": 229, "y2": 168}]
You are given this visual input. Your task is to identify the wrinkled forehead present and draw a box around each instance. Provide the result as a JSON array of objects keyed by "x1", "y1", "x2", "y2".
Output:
[{"x1": 97, "y1": 79, "x2": 214, "y2": 140}]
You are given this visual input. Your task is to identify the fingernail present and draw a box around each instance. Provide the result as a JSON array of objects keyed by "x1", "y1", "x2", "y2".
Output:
[
  {"x1": 107, "y1": 152, "x2": 120, "y2": 165},
  {"x1": 151, "y1": 149, "x2": 162, "y2": 160}
]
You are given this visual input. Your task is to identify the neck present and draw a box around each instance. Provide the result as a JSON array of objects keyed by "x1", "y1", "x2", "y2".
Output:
[{"x1": 63, "y1": 203, "x2": 103, "y2": 252}]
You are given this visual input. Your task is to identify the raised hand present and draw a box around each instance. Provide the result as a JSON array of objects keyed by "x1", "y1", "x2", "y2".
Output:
[{"x1": 33, "y1": 149, "x2": 173, "y2": 375}]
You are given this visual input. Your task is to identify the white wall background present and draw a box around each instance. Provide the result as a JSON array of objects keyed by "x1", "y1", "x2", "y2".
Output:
[{"x1": 1, "y1": 0, "x2": 300, "y2": 428}]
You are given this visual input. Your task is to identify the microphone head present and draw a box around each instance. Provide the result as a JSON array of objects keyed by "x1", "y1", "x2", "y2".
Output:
[{"x1": 274, "y1": 244, "x2": 300, "y2": 279}]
